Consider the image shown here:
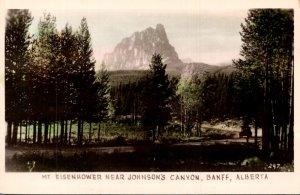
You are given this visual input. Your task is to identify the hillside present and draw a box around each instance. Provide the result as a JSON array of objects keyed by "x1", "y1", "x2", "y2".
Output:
[
  {"x1": 104, "y1": 63, "x2": 236, "y2": 87},
  {"x1": 181, "y1": 63, "x2": 236, "y2": 79}
]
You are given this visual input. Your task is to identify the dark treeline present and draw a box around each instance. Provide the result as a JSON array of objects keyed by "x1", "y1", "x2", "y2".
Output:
[
  {"x1": 5, "y1": 10, "x2": 110, "y2": 146},
  {"x1": 5, "y1": 9, "x2": 294, "y2": 157},
  {"x1": 110, "y1": 81, "x2": 144, "y2": 125}
]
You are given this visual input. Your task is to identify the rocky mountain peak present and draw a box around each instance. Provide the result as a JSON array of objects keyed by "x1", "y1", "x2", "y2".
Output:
[
  {"x1": 103, "y1": 24, "x2": 182, "y2": 70},
  {"x1": 155, "y1": 23, "x2": 167, "y2": 39}
]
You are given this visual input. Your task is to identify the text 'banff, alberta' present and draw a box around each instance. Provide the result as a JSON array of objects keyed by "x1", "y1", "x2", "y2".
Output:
[{"x1": 41, "y1": 173, "x2": 269, "y2": 181}]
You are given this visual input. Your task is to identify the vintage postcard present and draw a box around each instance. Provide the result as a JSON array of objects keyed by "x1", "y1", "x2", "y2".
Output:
[{"x1": 0, "y1": 0, "x2": 299, "y2": 194}]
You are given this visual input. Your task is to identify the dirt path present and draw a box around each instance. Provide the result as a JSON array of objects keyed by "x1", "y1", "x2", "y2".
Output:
[
  {"x1": 202, "y1": 124, "x2": 262, "y2": 136},
  {"x1": 176, "y1": 137, "x2": 261, "y2": 146}
]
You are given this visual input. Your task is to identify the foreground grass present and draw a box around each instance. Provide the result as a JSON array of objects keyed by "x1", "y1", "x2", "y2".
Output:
[
  {"x1": 6, "y1": 143, "x2": 293, "y2": 172},
  {"x1": 6, "y1": 123, "x2": 293, "y2": 172}
]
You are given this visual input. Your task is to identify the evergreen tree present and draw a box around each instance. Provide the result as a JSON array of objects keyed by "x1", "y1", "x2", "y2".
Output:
[
  {"x1": 233, "y1": 60, "x2": 263, "y2": 146},
  {"x1": 74, "y1": 18, "x2": 97, "y2": 145},
  {"x1": 141, "y1": 53, "x2": 172, "y2": 141},
  {"x1": 5, "y1": 9, "x2": 33, "y2": 145},
  {"x1": 234, "y1": 9, "x2": 293, "y2": 153},
  {"x1": 29, "y1": 13, "x2": 59, "y2": 144},
  {"x1": 57, "y1": 24, "x2": 78, "y2": 144},
  {"x1": 95, "y1": 63, "x2": 110, "y2": 141}
]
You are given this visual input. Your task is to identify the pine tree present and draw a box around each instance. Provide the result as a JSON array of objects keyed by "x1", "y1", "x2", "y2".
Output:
[
  {"x1": 141, "y1": 53, "x2": 172, "y2": 141},
  {"x1": 5, "y1": 9, "x2": 33, "y2": 145},
  {"x1": 74, "y1": 18, "x2": 97, "y2": 145},
  {"x1": 29, "y1": 13, "x2": 59, "y2": 144},
  {"x1": 57, "y1": 23, "x2": 78, "y2": 145},
  {"x1": 95, "y1": 63, "x2": 110, "y2": 142}
]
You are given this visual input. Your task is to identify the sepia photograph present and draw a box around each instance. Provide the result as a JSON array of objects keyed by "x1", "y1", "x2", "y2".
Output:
[{"x1": 0, "y1": 0, "x2": 299, "y2": 194}]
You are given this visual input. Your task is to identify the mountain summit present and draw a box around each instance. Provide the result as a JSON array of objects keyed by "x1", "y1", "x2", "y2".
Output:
[{"x1": 103, "y1": 24, "x2": 183, "y2": 70}]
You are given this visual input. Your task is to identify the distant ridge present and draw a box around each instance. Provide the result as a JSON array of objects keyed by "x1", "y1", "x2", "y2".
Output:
[
  {"x1": 181, "y1": 62, "x2": 236, "y2": 79},
  {"x1": 104, "y1": 63, "x2": 236, "y2": 87}
]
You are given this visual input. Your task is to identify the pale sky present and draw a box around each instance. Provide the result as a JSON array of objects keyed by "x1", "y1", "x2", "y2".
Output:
[{"x1": 28, "y1": 9, "x2": 248, "y2": 69}]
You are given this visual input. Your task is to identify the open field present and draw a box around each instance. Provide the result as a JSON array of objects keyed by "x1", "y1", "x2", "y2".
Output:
[{"x1": 11, "y1": 119, "x2": 262, "y2": 145}]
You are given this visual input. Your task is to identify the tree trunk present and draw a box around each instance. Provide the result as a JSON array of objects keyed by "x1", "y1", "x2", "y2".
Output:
[
  {"x1": 77, "y1": 120, "x2": 81, "y2": 145},
  {"x1": 196, "y1": 110, "x2": 199, "y2": 136},
  {"x1": 19, "y1": 122, "x2": 22, "y2": 143},
  {"x1": 53, "y1": 121, "x2": 56, "y2": 144},
  {"x1": 44, "y1": 121, "x2": 49, "y2": 144},
  {"x1": 281, "y1": 124, "x2": 287, "y2": 150},
  {"x1": 133, "y1": 97, "x2": 136, "y2": 125},
  {"x1": 89, "y1": 122, "x2": 92, "y2": 143},
  {"x1": 64, "y1": 120, "x2": 68, "y2": 145},
  {"x1": 56, "y1": 121, "x2": 59, "y2": 144},
  {"x1": 180, "y1": 100, "x2": 183, "y2": 136},
  {"x1": 288, "y1": 125, "x2": 294, "y2": 152},
  {"x1": 288, "y1": 59, "x2": 294, "y2": 152},
  {"x1": 12, "y1": 122, "x2": 18, "y2": 145},
  {"x1": 288, "y1": 97, "x2": 294, "y2": 152},
  {"x1": 199, "y1": 121, "x2": 202, "y2": 137},
  {"x1": 274, "y1": 125, "x2": 280, "y2": 151},
  {"x1": 69, "y1": 120, "x2": 72, "y2": 145},
  {"x1": 153, "y1": 126, "x2": 157, "y2": 142},
  {"x1": 60, "y1": 120, "x2": 64, "y2": 144},
  {"x1": 157, "y1": 125, "x2": 161, "y2": 139},
  {"x1": 81, "y1": 121, "x2": 84, "y2": 144},
  {"x1": 6, "y1": 121, "x2": 12, "y2": 145},
  {"x1": 25, "y1": 121, "x2": 28, "y2": 144},
  {"x1": 184, "y1": 108, "x2": 187, "y2": 136},
  {"x1": 262, "y1": 56, "x2": 270, "y2": 154},
  {"x1": 187, "y1": 112, "x2": 191, "y2": 136},
  {"x1": 197, "y1": 120, "x2": 200, "y2": 137},
  {"x1": 98, "y1": 122, "x2": 101, "y2": 142},
  {"x1": 255, "y1": 117, "x2": 258, "y2": 148},
  {"x1": 269, "y1": 99, "x2": 277, "y2": 151},
  {"x1": 33, "y1": 121, "x2": 37, "y2": 144},
  {"x1": 198, "y1": 113, "x2": 202, "y2": 137},
  {"x1": 49, "y1": 122, "x2": 52, "y2": 144},
  {"x1": 37, "y1": 121, "x2": 42, "y2": 145}
]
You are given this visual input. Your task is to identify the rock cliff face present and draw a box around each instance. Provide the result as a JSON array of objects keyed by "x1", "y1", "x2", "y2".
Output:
[{"x1": 103, "y1": 24, "x2": 182, "y2": 70}]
